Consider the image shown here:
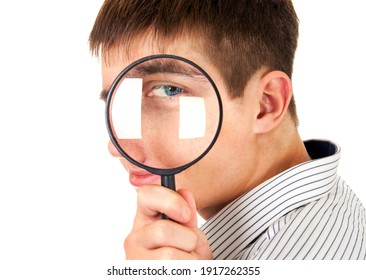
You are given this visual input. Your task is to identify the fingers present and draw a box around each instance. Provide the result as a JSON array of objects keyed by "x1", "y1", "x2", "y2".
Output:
[
  {"x1": 191, "y1": 227, "x2": 213, "y2": 259},
  {"x1": 124, "y1": 221, "x2": 212, "y2": 260},
  {"x1": 177, "y1": 188, "x2": 198, "y2": 228},
  {"x1": 125, "y1": 219, "x2": 198, "y2": 253},
  {"x1": 125, "y1": 185, "x2": 213, "y2": 260},
  {"x1": 134, "y1": 185, "x2": 192, "y2": 229},
  {"x1": 126, "y1": 246, "x2": 199, "y2": 260}
]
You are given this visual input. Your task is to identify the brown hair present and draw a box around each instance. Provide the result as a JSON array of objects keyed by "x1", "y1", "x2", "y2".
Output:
[{"x1": 90, "y1": 0, "x2": 299, "y2": 125}]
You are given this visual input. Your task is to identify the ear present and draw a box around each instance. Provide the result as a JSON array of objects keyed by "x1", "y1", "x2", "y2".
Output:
[{"x1": 254, "y1": 71, "x2": 293, "y2": 134}]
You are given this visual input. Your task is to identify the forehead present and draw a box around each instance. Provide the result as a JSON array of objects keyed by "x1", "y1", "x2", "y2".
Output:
[
  {"x1": 100, "y1": 34, "x2": 230, "y2": 104},
  {"x1": 102, "y1": 35, "x2": 210, "y2": 81}
]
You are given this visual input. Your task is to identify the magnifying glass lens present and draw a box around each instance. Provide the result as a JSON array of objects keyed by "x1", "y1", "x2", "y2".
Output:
[{"x1": 108, "y1": 56, "x2": 222, "y2": 173}]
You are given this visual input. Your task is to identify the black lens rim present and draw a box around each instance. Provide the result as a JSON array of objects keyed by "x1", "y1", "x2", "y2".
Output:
[{"x1": 105, "y1": 54, "x2": 223, "y2": 176}]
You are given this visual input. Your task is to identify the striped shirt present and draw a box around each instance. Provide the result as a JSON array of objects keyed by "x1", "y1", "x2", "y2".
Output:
[{"x1": 201, "y1": 140, "x2": 366, "y2": 260}]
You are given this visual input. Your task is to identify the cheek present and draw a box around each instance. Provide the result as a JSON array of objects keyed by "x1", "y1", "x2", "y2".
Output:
[
  {"x1": 174, "y1": 107, "x2": 257, "y2": 210},
  {"x1": 175, "y1": 135, "x2": 248, "y2": 205}
]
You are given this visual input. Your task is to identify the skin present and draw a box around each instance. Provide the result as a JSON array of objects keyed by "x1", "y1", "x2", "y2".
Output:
[{"x1": 101, "y1": 34, "x2": 311, "y2": 260}]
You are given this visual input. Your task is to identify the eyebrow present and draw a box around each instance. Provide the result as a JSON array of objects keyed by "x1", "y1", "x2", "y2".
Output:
[
  {"x1": 131, "y1": 59, "x2": 205, "y2": 77},
  {"x1": 100, "y1": 89, "x2": 109, "y2": 102},
  {"x1": 99, "y1": 59, "x2": 206, "y2": 102}
]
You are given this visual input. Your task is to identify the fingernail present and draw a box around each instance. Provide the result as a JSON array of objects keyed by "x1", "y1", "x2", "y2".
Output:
[{"x1": 182, "y1": 206, "x2": 191, "y2": 220}]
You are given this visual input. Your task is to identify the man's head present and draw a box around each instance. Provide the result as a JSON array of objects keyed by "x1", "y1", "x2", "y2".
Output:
[
  {"x1": 90, "y1": 0, "x2": 307, "y2": 219},
  {"x1": 90, "y1": 0, "x2": 299, "y2": 124}
]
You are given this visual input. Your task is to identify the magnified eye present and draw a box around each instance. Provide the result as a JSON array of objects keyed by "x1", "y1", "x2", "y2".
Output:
[{"x1": 151, "y1": 85, "x2": 184, "y2": 97}]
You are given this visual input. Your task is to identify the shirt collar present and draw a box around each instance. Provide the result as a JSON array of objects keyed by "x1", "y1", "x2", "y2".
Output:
[{"x1": 201, "y1": 140, "x2": 341, "y2": 260}]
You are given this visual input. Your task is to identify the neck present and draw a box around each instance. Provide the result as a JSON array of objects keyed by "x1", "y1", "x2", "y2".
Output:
[
  {"x1": 248, "y1": 117, "x2": 311, "y2": 191},
  {"x1": 198, "y1": 116, "x2": 310, "y2": 221}
]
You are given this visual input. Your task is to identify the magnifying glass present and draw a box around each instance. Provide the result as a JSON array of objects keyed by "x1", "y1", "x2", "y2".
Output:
[{"x1": 106, "y1": 54, "x2": 223, "y2": 218}]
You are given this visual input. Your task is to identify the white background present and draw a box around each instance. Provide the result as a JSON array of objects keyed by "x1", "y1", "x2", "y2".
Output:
[{"x1": 0, "y1": 1, "x2": 365, "y2": 279}]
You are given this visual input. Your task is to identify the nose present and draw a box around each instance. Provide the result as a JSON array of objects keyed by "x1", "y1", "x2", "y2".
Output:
[
  {"x1": 108, "y1": 140, "x2": 122, "y2": 158},
  {"x1": 107, "y1": 140, "x2": 146, "y2": 164}
]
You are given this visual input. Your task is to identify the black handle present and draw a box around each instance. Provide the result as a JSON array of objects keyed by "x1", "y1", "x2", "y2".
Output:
[{"x1": 161, "y1": 175, "x2": 176, "y2": 220}]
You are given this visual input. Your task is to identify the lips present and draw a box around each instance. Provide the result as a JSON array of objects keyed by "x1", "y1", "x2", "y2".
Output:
[
  {"x1": 128, "y1": 170, "x2": 160, "y2": 187},
  {"x1": 118, "y1": 158, "x2": 161, "y2": 187}
]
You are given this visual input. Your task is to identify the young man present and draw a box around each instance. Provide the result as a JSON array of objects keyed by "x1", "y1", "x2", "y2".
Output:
[{"x1": 89, "y1": 0, "x2": 366, "y2": 259}]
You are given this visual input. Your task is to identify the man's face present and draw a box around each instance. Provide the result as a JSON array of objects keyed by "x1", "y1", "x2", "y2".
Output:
[{"x1": 102, "y1": 36, "x2": 261, "y2": 219}]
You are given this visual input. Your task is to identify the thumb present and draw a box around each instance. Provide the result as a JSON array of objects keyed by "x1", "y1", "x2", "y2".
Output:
[
  {"x1": 177, "y1": 188, "x2": 198, "y2": 228},
  {"x1": 177, "y1": 188, "x2": 213, "y2": 259}
]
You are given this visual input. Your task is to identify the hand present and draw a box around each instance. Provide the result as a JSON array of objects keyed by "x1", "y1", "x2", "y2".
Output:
[{"x1": 124, "y1": 185, "x2": 213, "y2": 260}]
